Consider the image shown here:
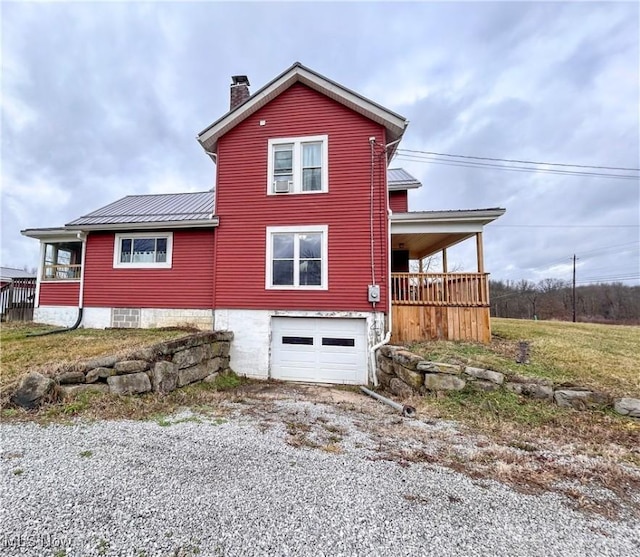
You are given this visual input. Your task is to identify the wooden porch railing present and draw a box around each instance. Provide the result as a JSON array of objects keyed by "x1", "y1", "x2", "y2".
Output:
[
  {"x1": 391, "y1": 272, "x2": 489, "y2": 307},
  {"x1": 43, "y1": 264, "x2": 82, "y2": 280}
]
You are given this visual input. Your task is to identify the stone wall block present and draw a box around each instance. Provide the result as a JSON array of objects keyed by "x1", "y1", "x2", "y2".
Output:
[
  {"x1": 379, "y1": 345, "x2": 404, "y2": 358},
  {"x1": 177, "y1": 358, "x2": 223, "y2": 388},
  {"x1": 172, "y1": 344, "x2": 215, "y2": 369},
  {"x1": 212, "y1": 342, "x2": 230, "y2": 358},
  {"x1": 84, "y1": 355, "x2": 119, "y2": 369},
  {"x1": 509, "y1": 374, "x2": 553, "y2": 386},
  {"x1": 554, "y1": 389, "x2": 610, "y2": 410},
  {"x1": 107, "y1": 373, "x2": 152, "y2": 395},
  {"x1": 505, "y1": 382, "x2": 523, "y2": 395},
  {"x1": 151, "y1": 361, "x2": 178, "y2": 393},
  {"x1": 113, "y1": 360, "x2": 149, "y2": 375},
  {"x1": 416, "y1": 362, "x2": 461, "y2": 375},
  {"x1": 11, "y1": 372, "x2": 56, "y2": 409},
  {"x1": 59, "y1": 384, "x2": 110, "y2": 398},
  {"x1": 57, "y1": 371, "x2": 86, "y2": 385},
  {"x1": 423, "y1": 374, "x2": 466, "y2": 392},
  {"x1": 377, "y1": 356, "x2": 395, "y2": 377},
  {"x1": 613, "y1": 398, "x2": 640, "y2": 418},
  {"x1": 129, "y1": 346, "x2": 162, "y2": 362},
  {"x1": 211, "y1": 331, "x2": 234, "y2": 342},
  {"x1": 470, "y1": 380, "x2": 501, "y2": 392},
  {"x1": 389, "y1": 378, "x2": 414, "y2": 399},
  {"x1": 529, "y1": 384, "x2": 554, "y2": 401},
  {"x1": 85, "y1": 367, "x2": 116, "y2": 383},
  {"x1": 391, "y1": 350, "x2": 423, "y2": 371},
  {"x1": 376, "y1": 369, "x2": 394, "y2": 389},
  {"x1": 394, "y1": 365, "x2": 424, "y2": 390},
  {"x1": 161, "y1": 332, "x2": 227, "y2": 355},
  {"x1": 464, "y1": 366, "x2": 504, "y2": 385}
]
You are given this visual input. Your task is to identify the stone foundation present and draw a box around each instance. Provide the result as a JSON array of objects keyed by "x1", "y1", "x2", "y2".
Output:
[
  {"x1": 377, "y1": 345, "x2": 639, "y2": 418},
  {"x1": 11, "y1": 331, "x2": 234, "y2": 409}
]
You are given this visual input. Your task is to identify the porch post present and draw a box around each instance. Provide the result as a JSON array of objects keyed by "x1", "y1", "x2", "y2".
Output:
[
  {"x1": 476, "y1": 232, "x2": 485, "y2": 274},
  {"x1": 442, "y1": 249, "x2": 448, "y2": 273},
  {"x1": 418, "y1": 258, "x2": 423, "y2": 273}
]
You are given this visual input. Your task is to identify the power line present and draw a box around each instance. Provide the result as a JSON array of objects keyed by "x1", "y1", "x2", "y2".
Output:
[
  {"x1": 514, "y1": 241, "x2": 640, "y2": 272},
  {"x1": 490, "y1": 224, "x2": 639, "y2": 228},
  {"x1": 396, "y1": 148, "x2": 640, "y2": 172},
  {"x1": 394, "y1": 154, "x2": 640, "y2": 180}
]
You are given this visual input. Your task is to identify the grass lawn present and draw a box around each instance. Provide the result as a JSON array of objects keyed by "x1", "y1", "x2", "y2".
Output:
[
  {"x1": 409, "y1": 318, "x2": 640, "y2": 462},
  {"x1": 0, "y1": 322, "x2": 195, "y2": 397},
  {"x1": 410, "y1": 317, "x2": 640, "y2": 398}
]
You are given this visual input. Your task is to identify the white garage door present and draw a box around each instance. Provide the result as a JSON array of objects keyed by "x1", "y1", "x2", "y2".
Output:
[{"x1": 271, "y1": 317, "x2": 368, "y2": 384}]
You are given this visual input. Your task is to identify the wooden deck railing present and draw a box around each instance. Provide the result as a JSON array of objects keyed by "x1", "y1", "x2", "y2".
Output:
[
  {"x1": 391, "y1": 272, "x2": 489, "y2": 307},
  {"x1": 43, "y1": 264, "x2": 82, "y2": 280}
]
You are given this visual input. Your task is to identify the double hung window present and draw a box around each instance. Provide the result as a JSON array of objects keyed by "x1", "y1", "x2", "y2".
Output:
[{"x1": 268, "y1": 135, "x2": 328, "y2": 194}]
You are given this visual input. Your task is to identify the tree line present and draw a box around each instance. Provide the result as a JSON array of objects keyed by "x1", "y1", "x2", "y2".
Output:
[{"x1": 490, "y1": 279, "x2": 640, "y2": 324}]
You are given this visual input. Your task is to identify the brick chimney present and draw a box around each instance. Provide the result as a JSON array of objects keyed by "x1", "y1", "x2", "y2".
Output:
[{"x1": 230, "y1": 75, "x2": 250, "y2": 110}]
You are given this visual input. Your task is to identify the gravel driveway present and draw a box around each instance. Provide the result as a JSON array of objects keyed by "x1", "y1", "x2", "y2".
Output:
[{"x1": 1, "y1": 385, "x2": 639, "y2": 557}]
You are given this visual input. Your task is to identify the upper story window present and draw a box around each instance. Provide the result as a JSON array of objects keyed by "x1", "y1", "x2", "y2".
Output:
[
  {"x1": 113, "y1": 232, "x2": 173, "y2": 269},
  {"x1": 267, "y1": 135, "x2": 328, "y2": 195}
]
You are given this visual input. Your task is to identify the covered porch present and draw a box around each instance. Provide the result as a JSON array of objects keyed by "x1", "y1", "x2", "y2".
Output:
[{"x1": 390, "y1": 209, "x2": 505, "y2": 344}]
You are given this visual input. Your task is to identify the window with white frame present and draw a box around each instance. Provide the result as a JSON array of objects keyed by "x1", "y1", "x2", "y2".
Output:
[
  {"x1": 267, "y1": 135, "x2": 328, "y2": 194},
  {"x1": 266, "y1": 225, "x2": 328, "y2": 289},
  {"x1": 113, "y1": 233, "x2": 173, "y2": 269}
]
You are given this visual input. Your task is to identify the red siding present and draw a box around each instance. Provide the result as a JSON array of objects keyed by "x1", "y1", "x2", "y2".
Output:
[
  {"x1": 39, "y1": 282, "x2": 80, "y2": 306},
  {"x1": 214, "y1": 83, "x2": 389, "y2": 312},
  {"x1": 83, "y1": 229, "x2": 215, "y2": 308},
  {"x1": 389, "y1": 191, "x2": 408, "y2": 213}
]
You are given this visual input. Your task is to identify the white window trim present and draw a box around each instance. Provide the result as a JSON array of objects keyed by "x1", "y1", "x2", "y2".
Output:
[
  {"x1": 265, "y1": 225, "x2": 328, "y2": 290},
  {"x1": 113, "y1": 232, "x2": 173, "y2": 269},
  {"x1": 267, "y1": 135, "x2": 329, "y2": 195}
]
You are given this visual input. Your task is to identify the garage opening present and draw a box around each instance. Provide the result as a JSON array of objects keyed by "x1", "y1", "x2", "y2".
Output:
[{"x1": 270, "y1": 317, "x2": 368, "y2": 384}]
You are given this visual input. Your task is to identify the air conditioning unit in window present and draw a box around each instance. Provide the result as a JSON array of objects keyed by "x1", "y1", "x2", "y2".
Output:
[{"x1": 273, "y1": 180, "x2": 293, "y2": 193}]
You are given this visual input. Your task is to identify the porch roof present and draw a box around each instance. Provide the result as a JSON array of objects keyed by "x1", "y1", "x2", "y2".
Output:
[{"x1": 390, "y1": 208, "x2": 505, "y2": 259}]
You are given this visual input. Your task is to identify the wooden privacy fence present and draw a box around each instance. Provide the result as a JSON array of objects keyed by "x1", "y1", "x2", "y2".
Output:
[
  {"x1": 0, "y1": 278, "x2": 37, "y2": 322},
  {"x1": 391, "y1": 272, "x2": 489, "y2": 307}
]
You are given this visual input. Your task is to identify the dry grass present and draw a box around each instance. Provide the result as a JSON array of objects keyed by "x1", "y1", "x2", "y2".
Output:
[
  {"x1": 410, "y1": 317, "x2": 640, "y2": 398},
  {"x1": 410, "y1": 323, "x2": 640, "y2": 516},
  {"x1": 1, "y1": 372, "x2": 246, "y2": 424},
  {"x1": 0, "y1": 322, "x2": 199, "y2": 397}
]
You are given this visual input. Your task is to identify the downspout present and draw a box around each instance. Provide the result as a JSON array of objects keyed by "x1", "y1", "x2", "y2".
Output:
[
  {"x1": 368, "y1": 206, "x2": 393, "y2": 386},
  {"x1": 368, "y1": 136, "x2": 398, "y2": 386},
  {"x1": 28, "y1": 231, "x2": 86, "y2": 337}
]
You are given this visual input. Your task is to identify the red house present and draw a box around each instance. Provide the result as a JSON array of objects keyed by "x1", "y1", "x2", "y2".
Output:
[{"x1": 22, "y1": 63, "x2": 504, "y2": 385}]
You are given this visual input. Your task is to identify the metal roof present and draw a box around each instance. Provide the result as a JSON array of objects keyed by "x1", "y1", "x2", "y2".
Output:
[
  {"x1": 387, "y1": 168, "x2": 422, "y2": 190},
  {"x1": 66, "y1": 192, "x2": 214, "y2": 226},
  {"x1": 0, "y1": 267, "x2": 36, "y2": 280}
]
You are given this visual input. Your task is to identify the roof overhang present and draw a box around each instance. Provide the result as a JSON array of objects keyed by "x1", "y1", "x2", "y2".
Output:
[
  {"x1": 390, "y1": 209, "x2": 505, "y2": 259},
  {"x1": 22, "y1": 218, "x2": 219, "y2": 239},
  {"x1": 197, "y1": 62, "x2": 408, "y2": 157},
  {"x1": 388, "y1": 181, "x2": 422, "y2": 192},
  {"x1": 20, "y1": 228, "x2": 82, "y2": 241}
]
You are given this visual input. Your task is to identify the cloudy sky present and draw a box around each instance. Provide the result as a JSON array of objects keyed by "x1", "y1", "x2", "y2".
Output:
[{"x1": 2, "y1": 1, "x2": 639, "y2": 287}]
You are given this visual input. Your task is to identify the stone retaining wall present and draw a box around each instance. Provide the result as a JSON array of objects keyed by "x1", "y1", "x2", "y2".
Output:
[
  {"x1": 11, "y1": 331, "x2": 234, "y2": 409},
  {"x1": 377, "y1": 345, "x2": 640, "y2": 418}
]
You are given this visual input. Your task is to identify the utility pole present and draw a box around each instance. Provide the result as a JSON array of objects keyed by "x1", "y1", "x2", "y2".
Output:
[{"x1": 572, "y1": 254, "x2": 577, "y2": 323}]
